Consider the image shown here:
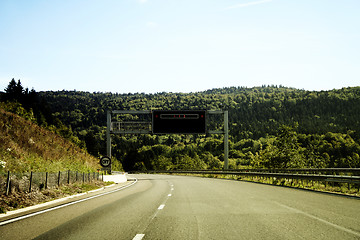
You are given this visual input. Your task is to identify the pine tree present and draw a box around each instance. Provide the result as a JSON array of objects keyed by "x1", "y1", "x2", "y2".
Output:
[{"x1": 4, "y1": 78, "x2": 24, "y2": 101}]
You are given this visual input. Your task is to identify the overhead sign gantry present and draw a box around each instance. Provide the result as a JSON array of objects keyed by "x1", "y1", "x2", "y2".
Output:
[
  {"x1": 152, "y1": 110, "x2": 206, "y2": 134},
  {"x1": 105, "y1": 110, "x2": 229, "y2": 171}
]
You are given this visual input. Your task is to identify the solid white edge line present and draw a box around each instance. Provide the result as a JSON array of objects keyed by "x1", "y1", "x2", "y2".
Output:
[
  {"x1": 133, "y1": 234, "x2": 145, "y2": 240},
  {"x1": 274, "y1": 201, "x2": 360, "y2": 237},
  {"x1": 0, "y1": 178, "x2": 138, "y2": 226}
]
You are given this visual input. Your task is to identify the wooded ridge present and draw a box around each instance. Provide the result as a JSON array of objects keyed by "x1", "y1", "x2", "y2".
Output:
[{"x1": 1, "y1": 80, "x2": 359, "y2": 171}]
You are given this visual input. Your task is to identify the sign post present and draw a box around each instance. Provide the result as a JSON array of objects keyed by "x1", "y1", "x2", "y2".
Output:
[
  {"x1": 106, "y1": 111, "x2": 112, "y2": 173},
  {"x1": 100, "y1": 156, "x2": 111, "y2": 168},
  {"x1": 224, "y1": 111, "x2": 229, "y2": 170},
  {"x1": 100, "y1": 156, "x2": 111, "y2": 173},
  {"x1": 207, "y1": 110, "x2": 229, "y2": 170}
]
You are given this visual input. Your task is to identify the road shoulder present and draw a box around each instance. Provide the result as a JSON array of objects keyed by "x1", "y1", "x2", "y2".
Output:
[{"x1": 0, "y1": 174, "x2": 133, "y2": 223}]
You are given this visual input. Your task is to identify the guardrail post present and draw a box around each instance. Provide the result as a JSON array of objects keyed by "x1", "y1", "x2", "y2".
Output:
[
  {"x1": 45, "y1": 172, "x2": 48, "y2": 189},
  {"x1": 6, "y1": 171, "x2": 10, "y2": 195},
  {"x1": 58, "y1": 171, "x2": 61, "y2": 186},
  {"x1": 29, "y1": 171, "x2": 33, "y2": 192},
  {"x1": 67, "y1": 170, "x2": 70, "y2": 184}
]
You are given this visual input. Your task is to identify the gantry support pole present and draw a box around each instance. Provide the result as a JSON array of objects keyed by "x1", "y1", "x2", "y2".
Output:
[
  {"x1": 224, "y1": 110, "x2": 229, "y2": 170},
  {"x1": 207, "y1": 110, "x2": 229, "y2": 170},
  {"x1": 106, "y1": 110, "x2": 112, "y2": 173}
]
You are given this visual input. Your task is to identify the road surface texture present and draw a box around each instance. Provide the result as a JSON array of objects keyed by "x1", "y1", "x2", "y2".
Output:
[{"x1": 1, "y1": 174, "x2": 359, "y2": 239}]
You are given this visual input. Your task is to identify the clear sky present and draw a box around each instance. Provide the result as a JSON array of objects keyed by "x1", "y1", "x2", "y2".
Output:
[{"x1": 1, "y1": 0, "x2": 359, "y2": 93}]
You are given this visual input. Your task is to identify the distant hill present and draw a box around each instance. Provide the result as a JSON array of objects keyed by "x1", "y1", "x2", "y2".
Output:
[
  {"x1": 0, "y1": 105, "x2": 100, "y2": 173},
  {"x1": 40, "y1": 86, "x2": 360, "y2": 140},
  {"x1": 37, "y1": 86, "x2": 360, "y2": 170}
]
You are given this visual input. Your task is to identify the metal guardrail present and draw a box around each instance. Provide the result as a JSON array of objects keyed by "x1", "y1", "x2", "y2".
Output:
[
  {"x1": 222, "y1": 168, "x2": 360, "y2": 174},
  {"x1": 143, "y1": 169, "x2": 360, "y2": 186}
]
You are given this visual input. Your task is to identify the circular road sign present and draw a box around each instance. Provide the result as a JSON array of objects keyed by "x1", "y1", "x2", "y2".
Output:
[{"x1": 100, "y1": 156, "x2": 111, "y2": 168}]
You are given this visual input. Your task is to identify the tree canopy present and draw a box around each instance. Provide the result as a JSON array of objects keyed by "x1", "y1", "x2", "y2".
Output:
[{"x1": 2, "y1": 79, "x2": 360, "y2": 171}]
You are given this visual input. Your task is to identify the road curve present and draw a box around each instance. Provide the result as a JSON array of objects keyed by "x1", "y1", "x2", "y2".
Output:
[{"x1": 1, "y1": 174, "x2": 360, "y2": 239}]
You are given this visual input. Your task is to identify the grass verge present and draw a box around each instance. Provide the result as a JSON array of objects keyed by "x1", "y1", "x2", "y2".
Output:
[
  {"x1": 165, "y1": 173, "x2": 360, "y2": 197},
  {"x1": 203, "y1": 174, "x2": 360, "y2": 197}
]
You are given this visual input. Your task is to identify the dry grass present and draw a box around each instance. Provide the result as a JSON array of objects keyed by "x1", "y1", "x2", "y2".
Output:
[
  {"x1": 0, "y1": 107, "x2": 111, "y2": 214},
  {"x1": 0, "y1": 107, "x2": 100, "y2": 172},
  {"x1": 0, "y1": 181, "x2": 110, "y2": 213}
]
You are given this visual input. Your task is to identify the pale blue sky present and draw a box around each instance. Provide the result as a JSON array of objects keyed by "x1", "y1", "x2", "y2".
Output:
[{"x1": 1, "y1": 0, "x2": 359, "y2": 93}]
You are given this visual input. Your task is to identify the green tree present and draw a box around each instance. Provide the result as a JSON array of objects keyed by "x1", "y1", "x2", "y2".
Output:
[
  {"x1": 4, "y1": 78, "x2": 24, "y2": 102},
  {"x1": 254, "y1": 124, "x2": 306, "y2": 168}
]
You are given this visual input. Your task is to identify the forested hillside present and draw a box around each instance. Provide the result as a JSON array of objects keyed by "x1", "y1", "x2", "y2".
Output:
[{"x1": 38, "y1": 86, "x2": 360, "y2": 171}]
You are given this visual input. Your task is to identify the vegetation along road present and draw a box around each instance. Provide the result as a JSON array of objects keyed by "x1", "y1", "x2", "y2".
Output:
[{"x1": 1, "y1": 174, "x2": 360, "y2": 239}]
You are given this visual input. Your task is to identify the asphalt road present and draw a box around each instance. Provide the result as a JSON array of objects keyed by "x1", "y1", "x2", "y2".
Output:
[{"x1": 1, "y1": 174, "x2": 360, "y2": 239}]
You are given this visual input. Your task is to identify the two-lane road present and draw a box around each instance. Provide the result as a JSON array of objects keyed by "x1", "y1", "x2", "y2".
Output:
[{"x1": 1, "y1": 174, "x2": 360, "y2": 239}]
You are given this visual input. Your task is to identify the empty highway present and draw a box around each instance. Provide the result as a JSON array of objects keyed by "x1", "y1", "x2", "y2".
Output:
[{"x1": 1, "y1": 174, "x2": 360, "y2": 239}]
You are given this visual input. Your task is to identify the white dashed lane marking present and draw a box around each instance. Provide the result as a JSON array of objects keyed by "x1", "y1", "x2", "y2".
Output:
[
  {"x1": 132, "y1": 181, "x2": 174, "y2": 239},
  {"x1": 132, "y1": 233, "x2": 145, "y2": 240}
]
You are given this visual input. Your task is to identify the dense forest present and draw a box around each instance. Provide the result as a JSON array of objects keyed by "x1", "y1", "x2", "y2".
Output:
[{"x1": 1, "y1": 79, "x2": 360, "y2": 171}]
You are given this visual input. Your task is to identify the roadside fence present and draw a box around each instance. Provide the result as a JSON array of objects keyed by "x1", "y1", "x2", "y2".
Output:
[{"x1": 0, "y1": 171, "x2": 103, "y2": 196}]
